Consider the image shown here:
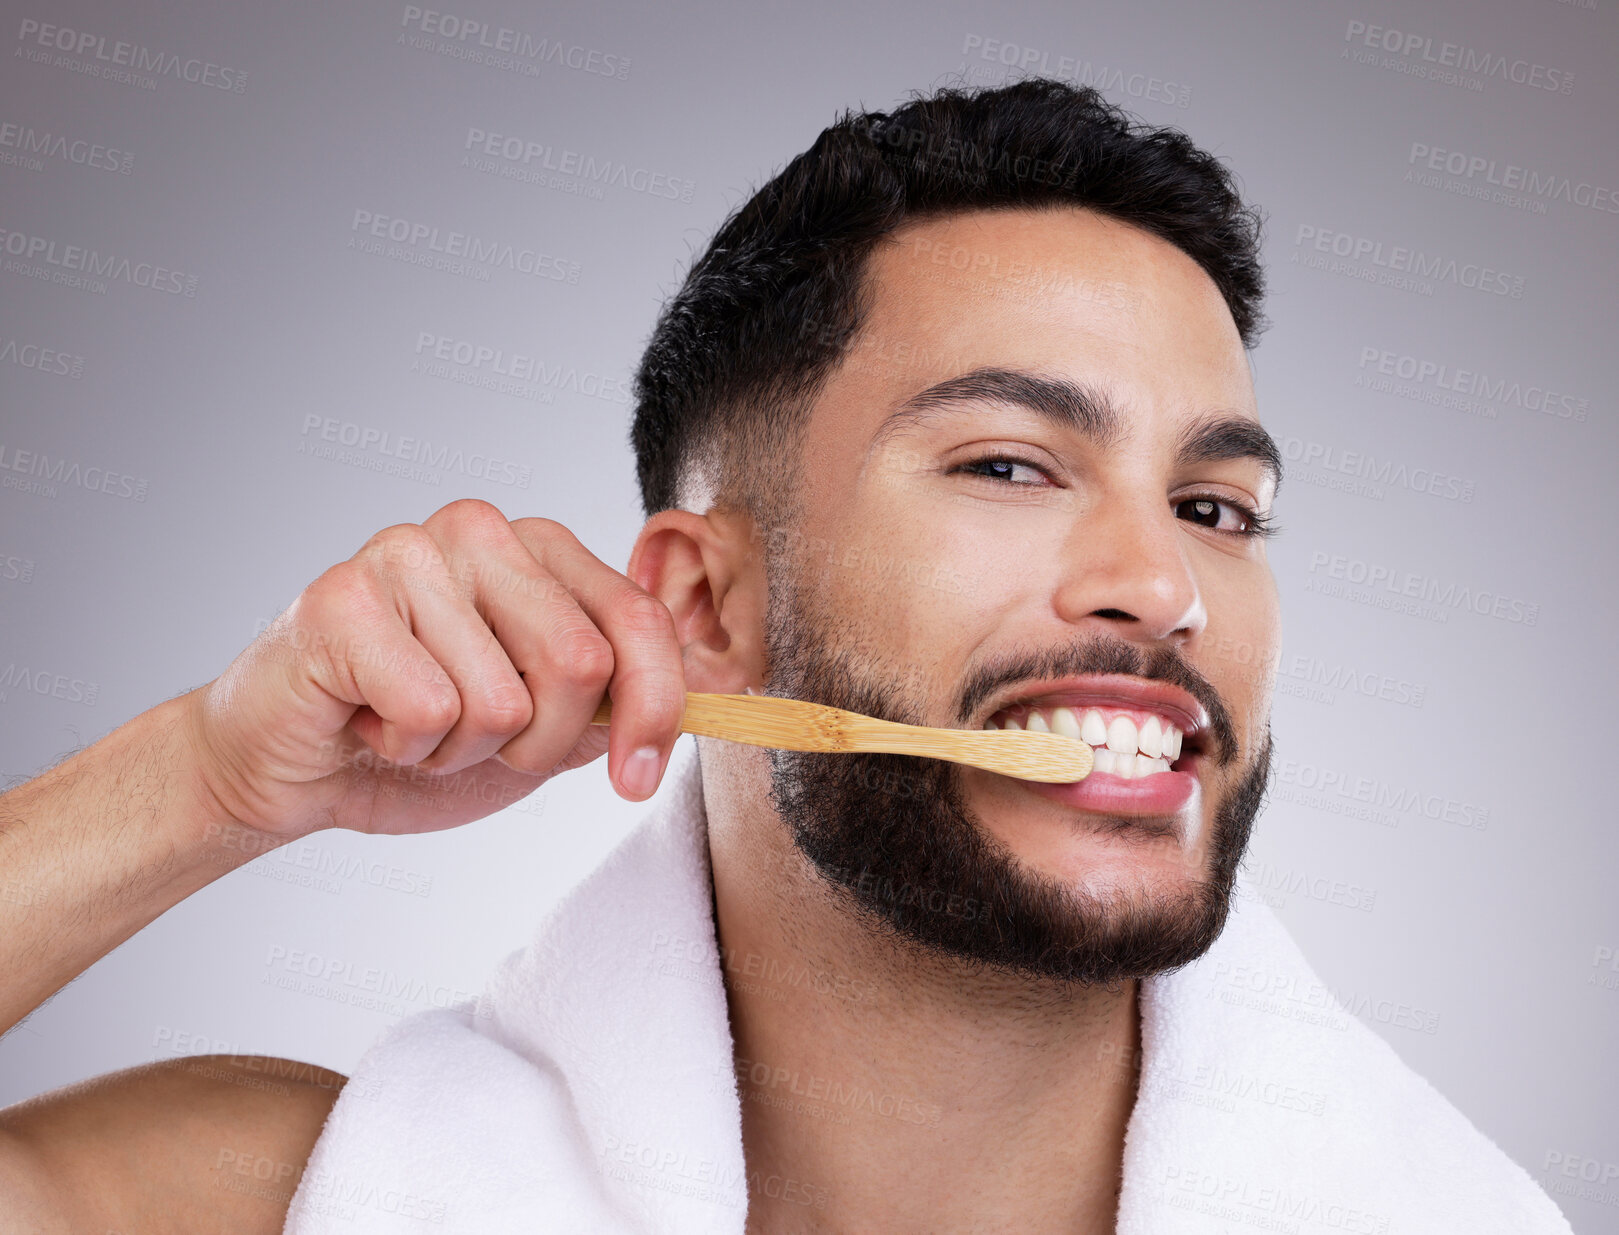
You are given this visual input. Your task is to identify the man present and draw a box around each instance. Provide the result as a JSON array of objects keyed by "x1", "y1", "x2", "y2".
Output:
[{"x1": 0, "y1": 80, "x2": 1568, "y2": 1232}]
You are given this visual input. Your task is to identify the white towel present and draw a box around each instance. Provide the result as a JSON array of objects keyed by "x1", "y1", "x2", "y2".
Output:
[{"x1": 283, "y1": 749, "x2": 1571, "y2": 1234}]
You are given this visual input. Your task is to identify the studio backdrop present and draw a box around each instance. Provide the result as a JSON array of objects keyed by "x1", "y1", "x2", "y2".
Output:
[{"x1": 1, "y1": 0, "x2": 1614, "y2": 1227}]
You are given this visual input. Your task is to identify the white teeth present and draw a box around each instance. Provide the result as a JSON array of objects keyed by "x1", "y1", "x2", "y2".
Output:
[
  {"x1": 1137, "y1": 715, "x2": 1162, "y2": 759},
  {"x1": 1086, "y1": 748, "x2": 1173, "y2": 779},
  {"x1": 1106, "y1": 715, "x2": 1138, "y2": 756},
  {"x1": 985, "y1": 703, "x2": 1191, "y2": 769},
  {"x1": 1080, "y1": 708, "x2": 1108, "y2": 746}
]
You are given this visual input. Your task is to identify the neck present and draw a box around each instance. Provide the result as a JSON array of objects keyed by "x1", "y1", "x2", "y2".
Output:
[{"x1": 703, "y1": 753, "x2": 1142, "y2": 1235}]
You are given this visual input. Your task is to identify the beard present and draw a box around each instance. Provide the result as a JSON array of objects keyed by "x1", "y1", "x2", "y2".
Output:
[{"x1": 760, "y1": 564, "x2": 1274, "y2": 987}]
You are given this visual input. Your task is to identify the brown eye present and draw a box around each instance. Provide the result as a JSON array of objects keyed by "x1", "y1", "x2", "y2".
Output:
[
  {"x1": 955, "y1": 454, "x2": 1050, "y2": 485},
  {"x1": 1175, "y1": 496, "x2": 1273, "y2": 539},
  {"x1": 1180, "y1": 498, "x2": 1229, "y2": 528}
]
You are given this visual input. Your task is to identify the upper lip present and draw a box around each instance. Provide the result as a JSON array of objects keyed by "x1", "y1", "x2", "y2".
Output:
[{"x1": 979, "y1": 674, "x2": 1210, "y2": 751}]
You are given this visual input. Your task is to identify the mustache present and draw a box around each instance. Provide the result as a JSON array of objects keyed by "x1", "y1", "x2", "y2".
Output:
[{"x1": 953, "y1": 634, "x2": 1241, "y2": 766}]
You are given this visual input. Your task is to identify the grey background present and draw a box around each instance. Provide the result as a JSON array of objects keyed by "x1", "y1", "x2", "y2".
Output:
[{"x1": 1, "y1": 0, "x2": 1614, "y2": 1226}]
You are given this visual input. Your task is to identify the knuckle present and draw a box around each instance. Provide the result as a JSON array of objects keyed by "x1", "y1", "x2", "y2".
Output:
[
  {"x1": 268, "y1": 568, "x2": 392, "y2": 686},
  {"x1": 522, "y1": 515, "x2": 567, "y2": 541},
  {"x1": 614, "y1": 590, "x2": 677, "y2": 642},
  {"x1": 552, "y1": 628, "x2": 615, "y2": 689},
  {"x1": 413, "y1": 685, "x2": 462, "y2": 733},
  {"x1": 299, "y1": 562, "x2": 383, "y2": 634},
  {"x1": 514, "y1": 516, "x2": 581, "y2": 555},
  {"x1": 309, "y1": 559, "x2": 371, "y2": 607},
  {"x1": 477, "y1": 677, "x2": 534, "y2": 730},
  {"x1": 365, "y1": 521, "x2": 432, "y2": 551},
  {"x1": 362, "y1": 523, "x2": 442, "y2": 575},
  {"x1": 435, "y1": 498, "x2": 510, "y2": 540}
]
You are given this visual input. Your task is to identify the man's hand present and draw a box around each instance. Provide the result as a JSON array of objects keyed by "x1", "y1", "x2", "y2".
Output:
[
  {"x1": 190, "y1": 499, "x2": 688, "y2": 840},
  {"x1": 0, "y1": 499, "x2": 687, "y2": 1037}
]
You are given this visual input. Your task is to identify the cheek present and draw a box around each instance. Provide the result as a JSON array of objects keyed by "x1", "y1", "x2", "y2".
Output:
[
  {"x1": 813, "y1": 502, "x2": 1053, "y2": 690},
  {"x1": 931, "y1": 503, "x2": 1061, "y2": 597},
  {"x1": 1199, "y1": 566, "x2": 1281, "y2": 708}
]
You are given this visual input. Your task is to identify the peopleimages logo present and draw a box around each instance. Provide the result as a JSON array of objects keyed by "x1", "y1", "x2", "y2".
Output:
[
  {"x1": 0, "y1": 336, "x2": 85, "y2": 378},
  {"x1": 0, "y1": 662, "x2": 99, "y2": 707},
  {"x1": 1343, "y1": 19, "x2": 1574, "y2": 93},
  {"x1": 1274, "y1": 756, "x2": 1488, "y2": 832},
  {"x1": 0, "y1": 226, "x2": 199, "y2": 296},
  {"x1": 298, "y1": 414, "x2": 533, "y2": 489},
  {"x1": 348, "y1": 209, "x2": 581, "y2": 283},
  {"x1": 1306, "y1": 550, "x2": 1539, "y2": 626},
  {"x1": 958, "y1": 34, "x2": 1191, "y2": 108},
  {"x1": 1274, "y1": 652, "x2": 1427, "y2": 709},
  {"x1": 412, "y1": 331, "x2": 631, "y2": 404},
  {"x1": 14, "y1": 18, "x2": 248, "y2": 92},
  {"x1": 0, "y1": 440, "x2": 149, "y2": 501},
  {"x1": 462, "y1": 127, "x2": 695, "y2": 202},
  {"x1": 1279, "y1": 436, "x2": 1475, "y2": 503},
  {"x1": 1159, "y1": 1165, "x2": 1394, "y2": 1235},
  {"x1": 263, "y1": 945, "x2": 484, "y2": 1020},
  {"x1": 1407, "y1": 142, "x2": 1618, "y2": 215},
  {"x1": 1356, "y1": 347, "x2": 1589, "y2": 422},
  {"x1": 398, "y1": 5, "x2": 629, "y2": 79},
  {"x1": 1292, "y1": 224, "x2": 1524, "y2": 298},
  {"x1": 0, "y1": 121, "x2": 134, "y2": 174},
  {"x1": 1239, "y1": 861, "x2": 1379, "y2": 913}
]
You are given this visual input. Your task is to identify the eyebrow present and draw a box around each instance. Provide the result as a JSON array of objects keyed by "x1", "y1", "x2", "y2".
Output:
[{"x1": 873, "y1": 365, "x2": 1283, "y2": 497}]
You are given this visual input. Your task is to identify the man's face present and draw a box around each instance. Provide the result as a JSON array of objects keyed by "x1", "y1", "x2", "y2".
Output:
[{"x1": 759, "y1": 205, "x2": 1281, "y2": 984}]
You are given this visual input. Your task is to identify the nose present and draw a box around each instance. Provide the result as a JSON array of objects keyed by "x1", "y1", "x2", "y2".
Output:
[{"x1": 1052, "y1": 492, "x2": 1206, "y2": 644}]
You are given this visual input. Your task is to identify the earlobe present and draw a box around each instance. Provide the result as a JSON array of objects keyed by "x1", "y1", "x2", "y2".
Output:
[{"x1": 627, "y1": 510, "x2": 767, "y2": 694}]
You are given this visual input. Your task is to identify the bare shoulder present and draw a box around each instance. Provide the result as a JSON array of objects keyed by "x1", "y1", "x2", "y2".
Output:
[{"x1": 0, "y1": 1054, "x2": 345, "y2": 1234}]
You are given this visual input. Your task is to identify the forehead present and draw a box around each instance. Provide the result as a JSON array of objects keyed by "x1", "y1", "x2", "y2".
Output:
[{"x1": 823, "y1": 206, "x2": 1257, "y2": 436}]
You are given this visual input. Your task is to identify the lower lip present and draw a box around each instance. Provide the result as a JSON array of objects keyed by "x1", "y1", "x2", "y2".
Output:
[{"x1": 1018, "y1": 753, "x2": 1200, "y2": 816}]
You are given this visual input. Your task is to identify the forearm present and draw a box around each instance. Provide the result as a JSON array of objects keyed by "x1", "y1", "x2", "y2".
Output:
[{"x1": 0, "y1": 687, "x2": 262, "y2": 1034}]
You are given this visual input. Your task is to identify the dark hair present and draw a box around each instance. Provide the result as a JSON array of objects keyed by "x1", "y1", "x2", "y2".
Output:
[{"x1": 630, "y1": 77, "x2": 1268, "y2": 519}]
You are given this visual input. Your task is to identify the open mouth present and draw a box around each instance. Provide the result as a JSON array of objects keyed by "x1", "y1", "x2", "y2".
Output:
[{"x1": 982, "y1": 701, "x2": 1208, "y2": 782}]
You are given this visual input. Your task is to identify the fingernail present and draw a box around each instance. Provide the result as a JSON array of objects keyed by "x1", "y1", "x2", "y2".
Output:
[{"x1": 622, "y1": 745, "x2": 662, "y2": 798}]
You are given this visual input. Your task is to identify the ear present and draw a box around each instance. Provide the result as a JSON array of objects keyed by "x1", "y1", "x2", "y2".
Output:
[{"x1": 627, "y1": 508, "x2": 768, "y2": 695}]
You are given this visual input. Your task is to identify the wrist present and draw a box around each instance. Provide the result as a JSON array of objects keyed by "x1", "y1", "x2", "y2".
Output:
[{"x1": 167, "y1": 686, "x2": 306, "y2": 868}]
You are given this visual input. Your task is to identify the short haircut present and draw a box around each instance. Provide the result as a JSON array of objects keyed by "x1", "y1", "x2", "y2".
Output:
[{"x1": 630, "y1": 77, "x2": 1268, "y2": 522}]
